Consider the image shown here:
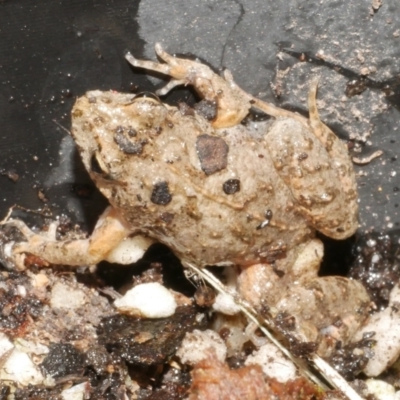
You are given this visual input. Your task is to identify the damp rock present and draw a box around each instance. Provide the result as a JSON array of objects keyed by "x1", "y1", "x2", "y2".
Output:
[{"x1": 97, "y1": 306, "x2": 206, "y2": 366}]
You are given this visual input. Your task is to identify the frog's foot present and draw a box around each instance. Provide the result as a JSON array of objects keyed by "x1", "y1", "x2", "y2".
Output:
[
  {"x1": 275, "y1": 277, "x2": 371, "y2": 357},
  {"x1": 0, "y1": 207, "x2": 154, "y2": 270},
  {"x1": 238, "y1": 239, "x2": 371, "y2": 356},
  {"x1": 125, "y1": 43, "x2": 250, "y2": 128},
  {"x1": 238, "y1": 270, "x2": 371, "y2": 356},
  {"x1": 222, "y1": 69, "x2": 310, "y2": 128},
  {"x1": 0, "y1": 219, "x2": 59, "y2": 270}
]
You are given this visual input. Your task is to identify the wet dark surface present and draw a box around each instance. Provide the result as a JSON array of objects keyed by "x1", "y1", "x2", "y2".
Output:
[
  {"x1": 349, "y1": 230, "x2": 400, "y2": 310},
  {"x1": 97, "y1": 306, "x2": 206, "y2": 367},
  {"x1": 0, "y1": 0, "x2": 146, "y2": 229},
  {"x1": 41, "y1": 343, "x2": 85, "y2": 379},
  {"x1": 327, "y1": 332, "x2": 376, "y2": 381},
  {"x1": 0, "y1": 271, "x2": 42, "y2": 337}
]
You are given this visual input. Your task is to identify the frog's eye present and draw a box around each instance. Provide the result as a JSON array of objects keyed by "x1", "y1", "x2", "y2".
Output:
[{"x1": 90, "y1": 151, "x2": 110, "y2": 176}]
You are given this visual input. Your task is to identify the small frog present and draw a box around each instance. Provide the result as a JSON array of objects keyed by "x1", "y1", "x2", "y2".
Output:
[{"x1": 1, "y1": 44, "x2": 370, "y2": 355}]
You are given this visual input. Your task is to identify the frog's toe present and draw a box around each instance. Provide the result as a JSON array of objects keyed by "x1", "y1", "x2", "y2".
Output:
[
  {"x1": 125, "y1": 49, "x2": 171, "y2": 76},
  {"x1": 154, "y1": 42, "x2": 178, "y2": 66},
  {"x1": 1, "y1": 219, "x2": 36, "y2": 240},
  {"x1": 156, "y1": 78, "x2": 185, "y2": 96},
  {"x1": 0, "y1": 224, "x2": 37, "y2": 270}
]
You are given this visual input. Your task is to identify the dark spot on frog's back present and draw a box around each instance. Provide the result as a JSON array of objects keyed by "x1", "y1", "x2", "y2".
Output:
[
  {"x1": 114, "y1": 131, "x2": 146, "y2": 155},
  {"x1": 223, "y1": 179, "x2": 240, "y2": 194},
  {"x1": 298, "y1": 152, "x2": 308, "y2": 161},
  {"x1": 151, "y1": 181, "x2": 172, "y2": 205},
  {"x1": 196, "y1": 134, "x2": 229, "y2": 176}
]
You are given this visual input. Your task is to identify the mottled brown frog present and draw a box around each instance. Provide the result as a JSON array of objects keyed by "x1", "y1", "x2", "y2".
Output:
[{"x1": 2, "y1": 44, "x2": 370, "y2": 355}]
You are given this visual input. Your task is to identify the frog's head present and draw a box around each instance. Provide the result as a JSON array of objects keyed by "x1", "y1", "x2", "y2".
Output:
[{"x1": 71, "y1": 90, "x2": 168, "y2": 185}]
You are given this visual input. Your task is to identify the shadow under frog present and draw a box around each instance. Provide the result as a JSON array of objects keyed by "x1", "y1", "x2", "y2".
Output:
[{"x1": 2, "y1": 44, "x2": 371, "y2": 358}]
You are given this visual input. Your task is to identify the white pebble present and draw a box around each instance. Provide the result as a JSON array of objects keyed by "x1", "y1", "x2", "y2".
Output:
[
  {"x1": 365, "y1": 379, "x2": 396, "y2": 400},
  {"x1": 371, "y1": 253, "x2": 381, "y2": 264},
  {"x1": 0, "y1": 333, "x2": 14, "y2": 358},
  {"x1": 114, "y1": 282, "x2": 177, "y2": 318},
  {"x1": 50, "y1": 282, "x2": 87, "y2": 310},
  {"x1": 0, "y1": 349, "x2": 44, "y2": 386},
  {"x1": 212, "y1": 292, "x2": 241, "y2": 315},
  {"x1": 356, "y1": 284, "x2": 400, "y2": 376},
  {"x1": 245, "y1": 343, "x2": 297, "y2": 382},
  {"x1": 3, "y1": 242, "x2": 14, "y2": 258},
  {"x1": 61, "y1": 382, "x2": 89, "y2": 400},
  {"x1": 176, "y1": 329, "x2": 227, "y2": 365},
  {"x1": 16, "y1": 285, "x2": 27, "y2": 297}
]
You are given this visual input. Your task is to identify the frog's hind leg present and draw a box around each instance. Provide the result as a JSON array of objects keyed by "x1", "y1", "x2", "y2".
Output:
[
  {"x1": 307, "y1": 78, "x2": 337, "y2": 153},
  {"x1": 264, "y1": 116, "x2": 358, "y2": 240},
  {"x1": 222, "y1": 70, "x2": 309, "y2": 128},
  {"x1": 1, "y1": 207, "x2": 153, "y2": 269},
  {"x1": 307, "y1": 79, "x2": 359, "y2": 233}
]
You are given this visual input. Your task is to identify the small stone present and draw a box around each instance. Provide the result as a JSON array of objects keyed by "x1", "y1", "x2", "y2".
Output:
[
  {"x1": 177, "y1": 329, "x2": 227, "y2": 365},
  {"x1": 61, "y1": 382, "x2": 90, "y2": 400},
  {"x1": 50, "y1": 282, "x2": 87, "y2": 310},
  {"x1": 212, "y1": 293, "x2": 241, "y2": 315},
  {"x1": 0, "y1": 349, "x2": 44, "y2": 386},
  {"x1": 245, "y1": 343, "x2": 297, "y2": 383},
  {"x1": 114, "y1": 282, "x2": 177, "y2": 318}
]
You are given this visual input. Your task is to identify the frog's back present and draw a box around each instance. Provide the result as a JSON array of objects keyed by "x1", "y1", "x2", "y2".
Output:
[{"x1": 71, "y1": 91, "x2": 313, "y2": 268}]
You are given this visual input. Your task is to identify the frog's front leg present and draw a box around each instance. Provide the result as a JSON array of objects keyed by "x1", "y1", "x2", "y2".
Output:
[
  {"x1": 1, "y1": 207, "x2": 154, "y2": 269},
  {"x1": 125, "y1": 43, "x2": 251, "y2": 128}
]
